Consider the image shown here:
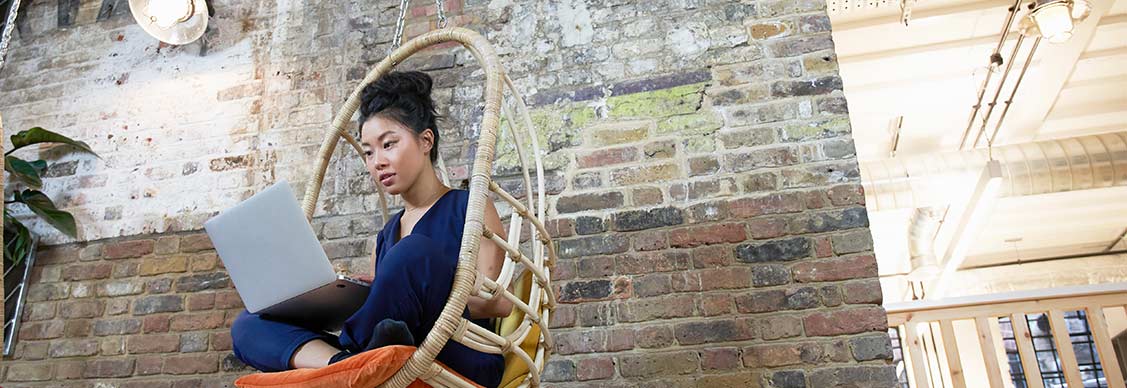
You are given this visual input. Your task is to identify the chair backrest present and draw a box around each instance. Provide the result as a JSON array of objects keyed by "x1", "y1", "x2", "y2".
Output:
[{"x1": 299, "y1": 27, "x2": 555, "y2": 388}]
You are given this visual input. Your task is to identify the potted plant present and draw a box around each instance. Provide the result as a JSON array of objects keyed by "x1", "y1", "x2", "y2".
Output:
[{"x1": 3, "y1": 126, "x2": 97, "y2": 356}]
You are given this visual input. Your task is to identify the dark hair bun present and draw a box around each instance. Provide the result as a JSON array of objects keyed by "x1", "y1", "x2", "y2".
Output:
[
  {"x1": 358, "y1": 71, "x2": 440, "y2": 163},
  {"x1": 367, "y1": 71, "x2": 433, "y2": 100}
]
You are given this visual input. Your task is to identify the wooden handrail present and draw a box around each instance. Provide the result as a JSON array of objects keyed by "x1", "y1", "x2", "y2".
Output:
[
  {"x1": 886, "y1": 282, "x2": 1127, "y2": 314},
  {"x1": 887, "y1": 283, "x2": 1127, "y2": 388}
]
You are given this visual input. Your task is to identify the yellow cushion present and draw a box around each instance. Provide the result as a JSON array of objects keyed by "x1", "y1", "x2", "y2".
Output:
[{"x1": 495, "y1": 272, "x2": 543, "y2": 388}]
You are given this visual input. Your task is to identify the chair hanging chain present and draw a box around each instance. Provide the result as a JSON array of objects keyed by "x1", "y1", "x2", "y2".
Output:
[
  {"x1": 434, "y1": 0, "x2": 448, "y2": 29},
  {"x1": 0, "y1": 0, "x2": 22, "y2": 75},
  {"x1": 389, "y1": 0, "x2": 449, "y2": 55},
  {"x1": 390, "y1": 0, "x2": 411, "y2": 55}
]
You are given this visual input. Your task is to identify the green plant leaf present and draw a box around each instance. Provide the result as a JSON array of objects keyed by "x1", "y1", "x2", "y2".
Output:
[
  {"x1": 15, "y1": 189, "x2": 78, "y2": 238},
  {"x1": 4, "y1": 211, "x2": 32, "y2": 267},
  {"x1": 3, "y1": 221, "x2": 16, "y2": 265},
  {"x1": 5, "y1": 156, "x2": 43, "y2": 188},
  {"x1": 29, "y1": 159, "x2": 48, "y2": 174},
  {"x1": 8, "y1": 228, "x2": 30, "y2": 266},
  {"x1": 8, "y1": 127, "x2": 98, "y2": 157}
]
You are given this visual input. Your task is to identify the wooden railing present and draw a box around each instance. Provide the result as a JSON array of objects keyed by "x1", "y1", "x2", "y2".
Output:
[{"x1": 886, "y1": 283, "x2": 1127, "y2": 388}]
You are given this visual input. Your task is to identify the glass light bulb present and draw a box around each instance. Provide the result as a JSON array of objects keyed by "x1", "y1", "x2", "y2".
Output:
[
  {"x1": 1033, "y1": 2, "x2": 1074, "y2": 43},
  {"x1": 1071, "y1": 0, "x2": 1091, "y2": 20},
  {"x1": 148, "y1": 0, "x2": 193, "y2": 28}
]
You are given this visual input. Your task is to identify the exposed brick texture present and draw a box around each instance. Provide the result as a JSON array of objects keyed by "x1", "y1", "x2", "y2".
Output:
[{"x1": 0, "y1": 0, "x2": 892, "y2": 386}]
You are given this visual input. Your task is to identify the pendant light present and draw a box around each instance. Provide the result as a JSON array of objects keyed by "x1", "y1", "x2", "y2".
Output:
[
  {"x1": 128, "y1": 0, "x2": 209, "y2": 45},
  {"x1": 1019, "y1": 0, "x2": 1092, "y2": 43}
]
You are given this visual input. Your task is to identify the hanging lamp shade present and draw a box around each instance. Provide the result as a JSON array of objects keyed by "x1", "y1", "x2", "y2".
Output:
[
  {"x1": 1032, "y1": 0, "x2": 1074, "y2": 43},
  {"x1": 1020, "y1": 0, "x2": 1093, "y2": 44},
  {"x1": 128, "y1": 0, "x2": 209, "y2": 45}
]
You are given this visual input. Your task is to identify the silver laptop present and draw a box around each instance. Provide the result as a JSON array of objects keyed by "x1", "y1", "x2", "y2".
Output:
[{"x1": 204, "y1": 180, "x2": 370, "y2": 331}]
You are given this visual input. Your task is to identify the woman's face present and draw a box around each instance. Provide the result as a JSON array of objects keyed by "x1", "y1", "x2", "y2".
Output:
[{"x1": 360, "y1": 115, "x2": 434, "y2": 196}]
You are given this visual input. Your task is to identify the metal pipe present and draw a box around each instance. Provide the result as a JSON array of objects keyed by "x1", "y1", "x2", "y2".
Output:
[
  {"x1": 973, "y1": 34, "x2": 1027, "y2": 147},
  {"x1": 862, "y1": 131, "x2": 1127, "y2": 211},
  {"x1": 960, "y1": 249, "x2": 1127, "y2": 271},
  {"x1": 908, "y1": 207, "x2": 943, "y2": 278},
  {"x1": 958, "y1": 0, "x2": 1026, "y2": 150},
  {"x1": 958, "y1": 57, "x2": 1000, "y2": 150},
  {"x1": 3, "y1": 237, "x2": 37, "y2": 356},
  {"x1": 987, "y1": 37, "x2": 1042, "y2": 146},
  {"x1": 994, "y1": 0, "x2": 1026, "y2": 57}
]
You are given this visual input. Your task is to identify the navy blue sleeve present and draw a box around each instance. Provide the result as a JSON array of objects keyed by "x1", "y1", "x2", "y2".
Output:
[{"x1": 373, "y1": 220, "x2": 387, "y2": 276}]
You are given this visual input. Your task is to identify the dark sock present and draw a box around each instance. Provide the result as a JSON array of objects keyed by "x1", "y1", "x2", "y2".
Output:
[
  {"x1": 366, "y1": 319, "x2": 415, "y2": 350},
  {"x1": 328, "y1": 349, "x2": 353, "y2": 365},
  {"x1": 328, "y1": 319, "x2": 413, "y2": 364}
]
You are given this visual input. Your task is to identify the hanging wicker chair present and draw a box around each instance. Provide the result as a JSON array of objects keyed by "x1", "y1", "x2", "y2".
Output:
[{"x1": 235, "y1": 27, "x2": 557, "y2": 388}]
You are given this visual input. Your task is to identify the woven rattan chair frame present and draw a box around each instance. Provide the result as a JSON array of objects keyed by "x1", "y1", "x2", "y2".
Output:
[{"x1": 298, "y1": 27, "x2": 556, "y2": 388}]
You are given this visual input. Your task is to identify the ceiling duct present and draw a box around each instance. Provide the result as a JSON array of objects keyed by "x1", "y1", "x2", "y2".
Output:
[
  {"x1": 907, "y1": 207, "x2": 943, "y2": 279},
  {"x1": 862, "y1": 131, "x2": 1127, "y2": 211}
]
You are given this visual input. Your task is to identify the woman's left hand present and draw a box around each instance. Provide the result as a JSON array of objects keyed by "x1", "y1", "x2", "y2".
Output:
[{"x1": 353, "y1": 273, "x2": 374, "y2": 283}]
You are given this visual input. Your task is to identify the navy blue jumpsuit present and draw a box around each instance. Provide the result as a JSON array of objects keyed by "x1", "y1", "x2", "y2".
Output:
[{"x1": 230, "y1": 189, "x2": 504, "y2": 387}]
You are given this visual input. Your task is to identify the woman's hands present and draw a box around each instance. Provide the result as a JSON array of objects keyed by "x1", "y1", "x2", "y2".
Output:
[{"x1": 353, "y1": 273, "x2": 375, "y2": 283}]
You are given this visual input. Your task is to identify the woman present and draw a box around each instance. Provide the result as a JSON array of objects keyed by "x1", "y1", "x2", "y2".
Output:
[{"x1": 230, "y1": 71, "x2": 512, "y2": 388}]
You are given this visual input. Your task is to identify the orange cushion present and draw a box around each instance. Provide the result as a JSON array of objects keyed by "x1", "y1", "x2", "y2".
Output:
[{"x1": 233, "y1": 345, "x2": 481, "y2": 388}]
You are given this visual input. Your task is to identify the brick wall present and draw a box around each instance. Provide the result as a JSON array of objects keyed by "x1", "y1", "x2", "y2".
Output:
[{"x1": 1, "y1": 0, "x2": 896, "y2": 386}]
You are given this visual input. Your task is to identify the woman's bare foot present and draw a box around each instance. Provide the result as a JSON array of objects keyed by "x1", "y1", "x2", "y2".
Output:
[{"x1": 290, "y1": 339, "x2": 341, "y2": 369}]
